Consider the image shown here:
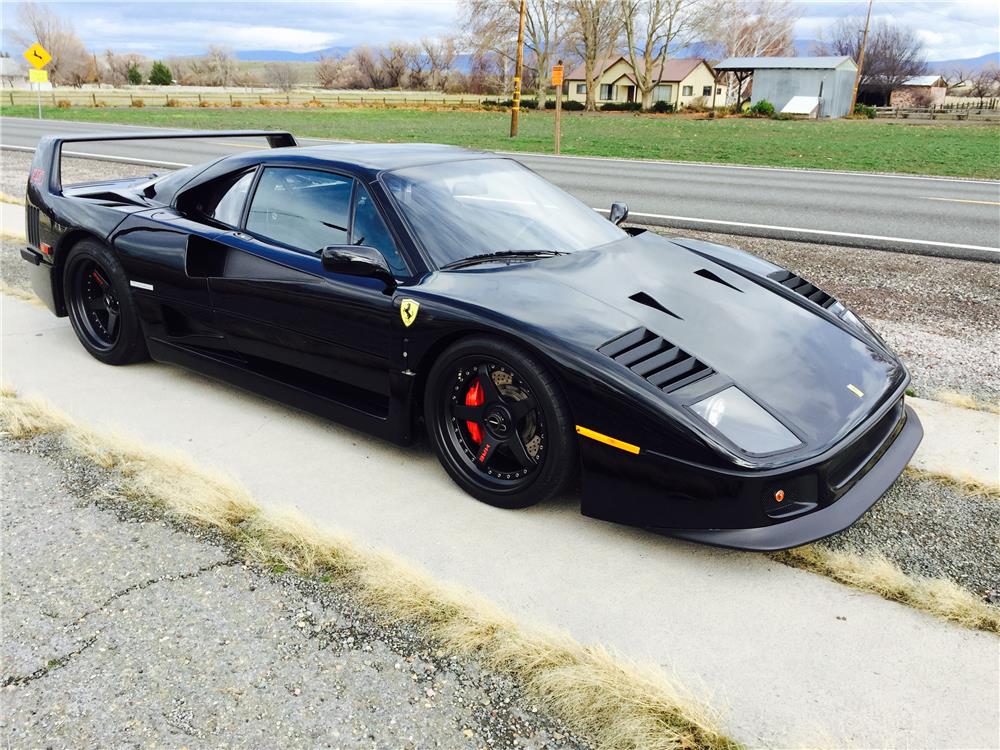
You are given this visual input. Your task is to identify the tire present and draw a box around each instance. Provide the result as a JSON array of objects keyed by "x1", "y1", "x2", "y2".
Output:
[
  {"x1": 424, "y1": 335, "x2": 577, "y2": 509},
  {"x1": 62, "y1": 239, "x2": 148, "y2": 365}
]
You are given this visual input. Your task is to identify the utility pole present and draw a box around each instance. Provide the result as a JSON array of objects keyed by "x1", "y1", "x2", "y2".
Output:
[
  {"x1": 509, "y1": 0, "x2": 527, "y2": 138},
  {"x1": 850, "y1": 0, "x2": 874, "y2": 112}
]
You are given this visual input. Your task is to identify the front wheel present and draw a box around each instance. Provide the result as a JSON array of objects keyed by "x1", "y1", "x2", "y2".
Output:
[
  {"x1": 424, "y1": 336, "x2": 577, "y2": 509},
  {"x1": 63, "y1": 239, "x2": 148, "y2": 365}
]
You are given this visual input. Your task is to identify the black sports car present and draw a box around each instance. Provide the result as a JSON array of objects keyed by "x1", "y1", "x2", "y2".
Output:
[{"x1": 21, "y1": 130, "x2": 922, "y2": 551}]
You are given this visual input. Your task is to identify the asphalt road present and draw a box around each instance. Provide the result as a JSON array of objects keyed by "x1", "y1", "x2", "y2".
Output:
[{"x1": 2, "y1": 115, "x2": 999, "y2": 261}]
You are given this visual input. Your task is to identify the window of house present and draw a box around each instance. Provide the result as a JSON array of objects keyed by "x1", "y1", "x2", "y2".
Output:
[
  {"x1": 682, "y1": 85, "x2": 693, "y2": 96},
  {"x1": 653, "y1": 84, "x2": 673, "y2": 102},
  {"x1": 717, "y1": 87, "x2": 723, "y2": 95},
  {"x1": 599, "y1": 83, "x2": 614, "y2": 100},
  {"x1": 576, "y1": 83, "x2": 587, "y2": 94},
  {"x1": 246, "y1": 167, "x2": 353, "y2": 254},
  {"x1": 703, "y1": 86, "x2": 712, "y2": 97}
]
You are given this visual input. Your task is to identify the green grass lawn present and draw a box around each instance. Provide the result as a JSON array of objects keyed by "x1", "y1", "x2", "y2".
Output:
[{"x1": 5, "y1": 105, "x2": 999, "y2": 179}]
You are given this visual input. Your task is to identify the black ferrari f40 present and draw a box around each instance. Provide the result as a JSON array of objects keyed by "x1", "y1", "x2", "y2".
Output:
[{"x1": 21, "y1": 130, "x2": 922, "y2": 550}]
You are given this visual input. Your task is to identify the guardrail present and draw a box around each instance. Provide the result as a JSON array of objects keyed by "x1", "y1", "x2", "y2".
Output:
[{"x1": 4, "y1": 88, "x2": 492, "y2": 109}]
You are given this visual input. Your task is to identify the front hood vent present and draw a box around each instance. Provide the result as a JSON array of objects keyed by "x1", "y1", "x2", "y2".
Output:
[
  {"x1": 598, "y1": 327, "x2": 715, "y2": 394},
  {"x1": 768, "y1": 269, "x2": 837, "y2": 309}
]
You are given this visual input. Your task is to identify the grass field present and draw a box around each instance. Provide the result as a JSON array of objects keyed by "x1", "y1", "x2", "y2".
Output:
[{"x1": 5, "y1": 105, "x2": 999, "y2": 178}]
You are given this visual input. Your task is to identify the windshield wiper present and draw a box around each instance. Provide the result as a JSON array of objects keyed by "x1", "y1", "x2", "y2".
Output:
[{"x1": 441, "y1": 250, "x2": 567, "y2": 270}]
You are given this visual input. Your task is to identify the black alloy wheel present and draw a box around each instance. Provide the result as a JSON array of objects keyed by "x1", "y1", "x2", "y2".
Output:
[
  {"x1": 63, "y1": 239, "x2": 148, "y2": 365},
  {"x1": 425, "y1": 336, "x2": 576, "y2": 508}
]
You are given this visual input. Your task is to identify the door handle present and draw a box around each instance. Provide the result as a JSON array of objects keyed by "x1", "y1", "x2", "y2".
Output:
[{"x1": 230, "y1": 231, "x2": 253, "y2": 241}]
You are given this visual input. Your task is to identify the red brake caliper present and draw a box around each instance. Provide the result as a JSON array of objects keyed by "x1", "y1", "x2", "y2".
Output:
[{"x1": 465, "y1": 379, "x2": 484, "y2": 445}]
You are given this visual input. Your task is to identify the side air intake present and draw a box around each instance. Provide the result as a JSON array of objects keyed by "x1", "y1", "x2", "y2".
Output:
[
  {"x1": 26, "y1": 205, "x2": 40, "y2": 248},
  {"x1": 768, "y1": 269, "x2": 837, "y2": 309},
  {"x1": 598, "y1": 328, "x2": 714, "y2": 394}
]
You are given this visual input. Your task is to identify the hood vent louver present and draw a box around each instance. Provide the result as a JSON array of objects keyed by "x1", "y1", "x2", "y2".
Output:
[
  {"x1": 695, "y1": 268, "x2": 742, "y2": 292},
  {"x1": 598, "y1": 327, "x2": 715, "y2": 394},
  {"x1": 768, "y1": 269, "x2": 837, "y2": 309},
  {"x1": 629, "y1": 291, "x2": 682, "y2": 319}
]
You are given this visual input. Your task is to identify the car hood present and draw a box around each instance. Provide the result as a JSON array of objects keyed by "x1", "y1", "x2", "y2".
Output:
[{"x1": 422, "y1": 231, "x2": 905, "y2": 450}]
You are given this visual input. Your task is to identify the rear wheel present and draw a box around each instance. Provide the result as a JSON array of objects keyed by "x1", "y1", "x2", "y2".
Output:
[
  {"x1": 424, "y1": 336, "x2": 577, "y2": 509},
  {"x1": 63, "y1": 240, "x2": 148, "y2": 365}
]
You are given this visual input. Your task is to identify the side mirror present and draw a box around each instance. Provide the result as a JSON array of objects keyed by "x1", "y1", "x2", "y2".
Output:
[
  {"x1": 321, "y1": 245, "x2": 394, "y2": 287},
  {"x1": 610, "y1": 202, "x2": 629, "y2": 226}
]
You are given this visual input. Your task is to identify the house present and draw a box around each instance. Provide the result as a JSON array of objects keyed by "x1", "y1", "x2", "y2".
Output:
[
  {"x1": 564, "y1": 57, "x2": 724, "y2": 109},
  {"x1": 889, "y1": 75, "x2": 947, "y2": 108},
  {"x1": 714, "y1": 56, "x2": 858, "y2": 118}
]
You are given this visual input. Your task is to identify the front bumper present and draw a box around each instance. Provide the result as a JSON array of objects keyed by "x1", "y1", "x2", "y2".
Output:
[{"x1": 661, "y1": 405, "x2": 923, "y2": 551}]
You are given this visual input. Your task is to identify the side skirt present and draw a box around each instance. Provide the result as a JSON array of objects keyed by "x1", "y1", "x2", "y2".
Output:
[{"x1": 146, "y1": 338, "x2": 417, "y2": 446}]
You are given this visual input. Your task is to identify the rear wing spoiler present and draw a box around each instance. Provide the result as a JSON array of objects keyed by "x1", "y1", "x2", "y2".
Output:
[{"x1": 29, "y1": 130, "x2": 297, "y2": 195}]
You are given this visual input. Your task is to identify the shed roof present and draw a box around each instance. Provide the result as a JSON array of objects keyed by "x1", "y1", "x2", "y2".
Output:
[
  {"x1": 714, "y1": 56, "x2": 856, "y2": 72},
  {"x1": 900, "y1": 75, "x2": 946, "y2": 87},
  {"x1": 565, "y1": 56, "x2": 705, "y2": 83}
]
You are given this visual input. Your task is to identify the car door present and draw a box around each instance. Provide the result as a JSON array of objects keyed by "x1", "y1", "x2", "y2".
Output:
[
  {"x1": 115, "y1": 167, "x2": 257, "y2": 357},
  {"x1": 203, "y1": 166, "x2": 404, "y2": 413}
]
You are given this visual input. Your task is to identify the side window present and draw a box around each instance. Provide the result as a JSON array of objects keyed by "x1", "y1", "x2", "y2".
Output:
[
  {"x1": 178, "y1": 168, "x2": 254, "y2": 227},
  {"x1": 211, "y1": 171, "x2": 254, "y2": 226},
  {"x1": 351, "y1": 183, "x2": 407, "y2": 276},
  {"x1": 246, "y1": 167, "x2": 353, "y2": 254}
]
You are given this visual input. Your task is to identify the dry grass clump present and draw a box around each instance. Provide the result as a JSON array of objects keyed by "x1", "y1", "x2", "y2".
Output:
[
  {"x1": 775, "y1": 545, "x2": 1000, "y2": 634},
  {"x1": 0, "y1": 191, "x2": 26, "y2": 206},
  {"x1": 933, "y1": 390, "x2": 1000, "y2": 415},
  {"x1": 0, "y1": 385, "x2": 738, "y2": 750},
  {"x1": 0, "y1": 282, "x2": 45, "y2": 307},
  {"x1": 904, "y1": 466, "x2": 999, "y2": 501}
]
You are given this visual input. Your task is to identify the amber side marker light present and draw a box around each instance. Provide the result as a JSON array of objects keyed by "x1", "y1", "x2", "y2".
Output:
[
  {"x1": 575, "y1": 425, "x2": 640, "y2": 455},
  {"x1": 775, "y1": 489, "x2": 785, "y2": 503}
]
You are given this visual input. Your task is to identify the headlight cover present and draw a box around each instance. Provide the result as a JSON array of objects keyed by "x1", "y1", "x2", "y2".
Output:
[{"x1": 690, "y1": 387, "x2": 801, "y2": 455}]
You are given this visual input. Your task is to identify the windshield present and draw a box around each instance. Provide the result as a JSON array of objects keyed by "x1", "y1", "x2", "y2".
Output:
[{"x1": 383, "y1": 158, "x2": 626, "y2": 268}]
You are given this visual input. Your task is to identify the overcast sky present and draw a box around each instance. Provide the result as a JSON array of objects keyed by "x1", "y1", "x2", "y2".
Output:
[{"x1": 2, "y1": 0, "x2": 997, "y2": 61}]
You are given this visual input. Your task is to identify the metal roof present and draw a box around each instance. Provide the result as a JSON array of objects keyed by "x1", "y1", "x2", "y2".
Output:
[
  {"x1": 901, "y1": 75, "x2": 945, "y2": 87},
  {"x1": 714, "y1": 56, "x2": 856, "y2": 71}
]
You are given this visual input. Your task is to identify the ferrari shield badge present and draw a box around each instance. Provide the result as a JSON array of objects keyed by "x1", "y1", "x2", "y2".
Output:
[{"x1": 400, "y1": 298, "x2": 420, "y2": 327}]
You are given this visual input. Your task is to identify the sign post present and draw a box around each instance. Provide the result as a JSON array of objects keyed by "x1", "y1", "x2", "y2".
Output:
[
  {"x1": 23, "y1": 43, "x2": 52, "y2": 120},
  {"x1": 509, "y1": 0, "x2": 526, "y2": 138},
  {"x1": 552, "y1": 60, "x2": 564, "y2": 155}
]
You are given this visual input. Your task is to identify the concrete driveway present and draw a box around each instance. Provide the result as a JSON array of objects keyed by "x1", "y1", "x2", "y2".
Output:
[{"x1": 2, "y1": 295, "x2": 997, "y2": 748}]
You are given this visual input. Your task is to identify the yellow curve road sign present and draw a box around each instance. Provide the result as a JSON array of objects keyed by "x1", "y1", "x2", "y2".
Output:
[{"x1": 24, "y1": 43, "x2": 52, "y2": 70}]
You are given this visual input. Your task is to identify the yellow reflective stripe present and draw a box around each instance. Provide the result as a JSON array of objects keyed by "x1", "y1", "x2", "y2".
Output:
[{"x1": 575, "y1": 425, "x2": 640, "y2": 454}]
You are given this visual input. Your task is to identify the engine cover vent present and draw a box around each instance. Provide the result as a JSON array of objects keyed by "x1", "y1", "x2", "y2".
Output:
[
  {"x1": 768, "y1": 269, "x2": 837, "y2": 309},
  {"x1": 598, "y1": 327, "x2": 715, "y2": 394}
]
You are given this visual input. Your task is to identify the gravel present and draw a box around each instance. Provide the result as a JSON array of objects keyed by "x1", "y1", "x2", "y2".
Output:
[
  {"x1": 1, "y1": 435, "x2": 589, "y2": 750},
  {"x1": 817, "y1": 472, "x2": 1000, "y2": 604}
]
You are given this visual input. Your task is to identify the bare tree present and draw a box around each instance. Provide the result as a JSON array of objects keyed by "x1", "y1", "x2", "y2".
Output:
[
  {"x1": 231, "y1": 68, "x2": 263, "y2": 90},
  {"x1": 13, "y1": 2, "x2": 90, "y2": 86},
  {"x1": 266, "y1": 62, "x2": 298, "y2": 92},
  {"x1": 194, "y1": 45, "x2": 236, "y2": 87},
  {"x1": 351, "y1": 46, "x2": 385, "y2": 88},
  {"x1": 567, "y1": 0, "x2": 623, "y2": 110},
  {"x1": 403, "y1": 43, "x2": 428, "y2": 89},
  {"x1": 818, "y1": 18, "x2": 927, "y2": 105},
  {"x1": 316, "y1": 54, "x2": 343, "y2": 89},
  {"x1": 422, "y1": 36, "x2": 458, "y2": 91},
  {"x1": 620, "y1": 0, "x2": 708, "y2": 110},
  {"x1": 941, "y1": 67, "x2": 969, "y2": 93},
  {"x1": 968, "y1": 65, "x2": 1000, "y2": 97},
  {"x1": 463, "y1": 0, "x2": 568, "y2": 108},
  {"x1": 703, "y1": 0, "x2": 798, "y2": 104},
  {"x1": 381, "y1": 42, "x2": 408, "y2": 89},
  {"x1": 103, "y1": 50, "x2": 145, "y2": 87}
]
